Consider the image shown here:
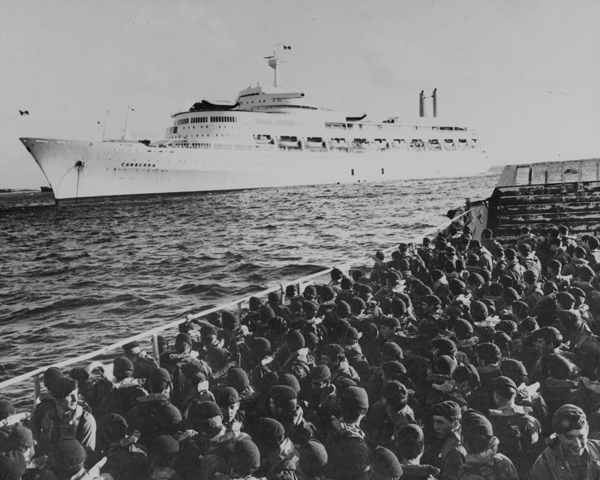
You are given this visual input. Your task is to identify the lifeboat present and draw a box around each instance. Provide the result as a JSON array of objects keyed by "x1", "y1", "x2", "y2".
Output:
[
  {"x1": 469, "y1": 139, "x2": 479, "y2": 148},
  {"x1": 427, "y1": 139, "x2": 442, "y2": 151},
  {"x1": 410, "y1": 139, "x2": 425, "y2": 151},
  {"x1": 254, "y1": 134, "x2": 273, "y2": 144},
  {"x1": 329, "y1": 138, "x2": 348, "y2": 150},
  {"x1": 374, "y1": 139, "x2": 388, "y2": 150},
  {"x1": 277, "y1": 136, "x2": 301, "y2": 149},
  {"x1": 458, "y1": 139, "x2": 468, "y2": 150},
  {"x1": 306, "y1": 137, "x2": 326, "y2": 149},
  {"x1": 443, "y1": 139, "x2": 456, "y2": 150},
  {"x1": 391, "y1": 139, "x2": 407, "y2": 150},
  {"x1": 353, "y1": 139, "x2": 376, "y2": 151}
]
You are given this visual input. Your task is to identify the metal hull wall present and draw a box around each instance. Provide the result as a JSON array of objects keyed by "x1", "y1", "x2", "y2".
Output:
[{"x1": 21, "y1": 138, "x2": 490, "y2": 201}]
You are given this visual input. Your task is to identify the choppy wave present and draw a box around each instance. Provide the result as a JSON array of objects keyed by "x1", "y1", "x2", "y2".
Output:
[{"x1": 0, "y1": 174, "x2": 499, "y2": 404}]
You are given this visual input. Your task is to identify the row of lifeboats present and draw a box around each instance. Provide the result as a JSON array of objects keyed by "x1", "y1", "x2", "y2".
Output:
[{"x1": 253, "y1": 135, "x2": 479, "y2": 152}]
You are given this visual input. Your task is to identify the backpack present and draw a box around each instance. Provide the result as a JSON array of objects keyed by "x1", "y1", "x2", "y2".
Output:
[
  {"x1": 100, "y1": 384, "x2": 147, "y2": 417},
  {"x1": 490, "y1": 413, "x2": 525, "y2": 455}
]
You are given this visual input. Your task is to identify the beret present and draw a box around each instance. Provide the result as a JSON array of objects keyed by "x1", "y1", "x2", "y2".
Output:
[
  {"x1": 299, "y1": 439, "x2": 328, "y2": 476},
  {"x1": 520, "y1": 317, "x2": 539, "y2": 332},
  {"x1": 304, "y1": 332, "x2": 319, "y2": 348},
  {"x1": 260, "y1": 306, "x2": 276, "y2": 320},
  {"x1": 543, "y1": 281, "x2": 559, "y2": 293},
  {"x1": 55, "y1": 438, "x2": 86, "y2": 469},
  {"x1": 226, "y1": 367, "x2": 250, "y2": 392},
  {"x1": 221, "y1": 311, "x2": 239, "y2": 329},
  {"x1": 8, "y1": 426, "x2": 34, "y2": 448},
  {"x1": 432, "y1": 338, "x2": 457, "y2": 356},
  {"x1": 435, "y1": 355, "x2": 458, "y2": 375},
  {"x1": 256, "y1": 418, "x2": 285, "y2": 441},
  {"x1": 500, "y1": 359, "x2": 528, "y2": 382},
  {"x1": 372, "y1": 446, "x2": 403, "y2": 477},
  {"x1": 190, "y1": 401, "x2": 222, "y2": 420},
  {"x1": 344, "y1": 327, "x2": 360, "y2": 341},
  {"x1": 252, "y1": 337, "x2": 271, "y2": 351},
  {"x1": 341, "y1": 386, "x2": 369, "y2": 410},
  {"x1": 268, "y1": 291, "x2": 281, "y2": 303},
  {"x1": 321, "y1": 344, "x2": 344, "y2": 358},
  {"x1": 0, "y1": 400, "x2": 15, "y2": 417},
  {"x1": 51, "y1": 377, "x2": 78, "y2": 399},
  {"x1": 232, "y1": 439, "x2": 261, "y2": 471},
  {"x1": 471, "y1": 301, "x2": 488, "y2": 316},
  {"x1": 382, "y1": 380, "x2": 408, "y2": 407},
  {"x1": 492, "y1": 375, "x2": 517, "y2": 393},
  {"x1": 382, "y1": 360, "x2": 407, "y2": 377},
  {"x1": 337, "y1": 301, "x2": 351, "y2": 315},
  {"x1": 200, "y1": 325, "x2": 218, "y2": 336},
  {"x1": 249, "y1": 296, "x2": 263, "y2": 309},
  {"x1": 175, "y1": 333, "x2": 192, "y2": 346},
  {"x1": 432, "y1": 401, "x2": 462, "y2": 419},
  {"x1": 553, "y1": 404, "x2": 587, "y2": 434},
  {"x1": 381, "y1": 317, "x2": 401, "y2": 329},
  {"x1": 269, "y1": 385, "x2": 297, "y2": 403},
  {"x1": 304, "y1": 285, "x2": 317, "y2": 296},
  {"x1": 287, "y1": 330, "x2": 306, "y2": 350},
  {"x1": 321, "y1": 285, "x2": 335, "y2": 301},
  {"x1": 462, "y1": 409, "x2": 493, "y2": 440},
  {"x1": 453, "y1": 364, "x2": 481, "y2": 389},
  {"x1": 310, "y1": 365, "x2": 331, "y2": 382},
  {"x1": 151, "y1": 368, "x2": 171, "y2": 384},
  {"x1": 122, "y1": 341, "x2": 140, "y2": 351},
  {"x1": 548, "y1": 354, "x2": 574, "y2": 380},
  {"x1": 351, "y1": 297, "x2": 366, "y2": 310},
  {"x1": 278, "y1": 374, "x2": 301, "y2": 393},
  {"x1": 217, "y1": 386, "x2": 240, "y2": 407},
  {"x1": 425, "y1": 295, "x2": 442, "y2": 306},
  {"x1": 44, "y1": 367, "x2": 64, "y2": 389},
  {"x1": 150, "y1": 435, "x2": 179, "y2": 454},
  {"x1": 391, "y1": 298, "x2": 407, "y2": 314},
  {"x1": 113, "y1": 357, "x2": 134, "y2": 375},
  {"x1": 302, "y1": 301, "x2": 319, "y2": 314},
  {"x1": 98, "y1": 413, "x2": 128, "y2": 444},
  {"x1": 381, "y1": 342, "x2": 403, "y2": 360}
]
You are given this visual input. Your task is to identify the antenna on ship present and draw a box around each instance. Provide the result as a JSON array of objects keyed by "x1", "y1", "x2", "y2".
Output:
[
  {"x1": 122, "y1": 105, "x2": 131, "y2": 140},
  {"x1": 266, "y1": 44, "x2": 291, "y2": 88}
]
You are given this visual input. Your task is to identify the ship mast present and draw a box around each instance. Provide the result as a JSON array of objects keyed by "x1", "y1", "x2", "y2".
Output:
[
  {"x1": 267, "y1": 44, "x2": 290, "y2": 88},
  {"x1": 267, "y1": 50, "x2": 280, "y2": 88},
  {"x1": 122, "y1": 105, "x2": 131, "y2": 141},
  {"x1": 101, "y1": 110, "x2": 109, "y2": 141}
]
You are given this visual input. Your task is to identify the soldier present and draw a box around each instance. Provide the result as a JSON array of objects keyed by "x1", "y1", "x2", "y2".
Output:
[
  {"x1": 488, "y1": 376, "x2": 542, "y2": 477},
  {"x1": 422, "y1": 401, "x2": 466, "y2": 480},
  {"x1": 530, "y1": 404, "x2": 600, "y2": 480},
  {"x1": 457, "y1": 409, "x2": 518, "y2": 480}
]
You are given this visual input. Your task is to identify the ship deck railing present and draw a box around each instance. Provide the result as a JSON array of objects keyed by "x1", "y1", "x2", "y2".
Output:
[{"x1": 0, "y1": 209, "x2": 474, "y2": 409}]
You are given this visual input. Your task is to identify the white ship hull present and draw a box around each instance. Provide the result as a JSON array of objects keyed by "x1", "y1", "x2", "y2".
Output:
[{"x1": 20, "y1": 138, "x2": 489, "y2": 202}]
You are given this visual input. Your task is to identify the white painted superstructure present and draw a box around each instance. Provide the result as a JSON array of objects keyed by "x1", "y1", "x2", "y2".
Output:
[{"x1": 20, "y1": 51, "x2": 489, "y2": 203}]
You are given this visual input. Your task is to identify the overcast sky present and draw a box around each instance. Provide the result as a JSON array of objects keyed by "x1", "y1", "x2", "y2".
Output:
[{"x1": 2, "y1": 0, "x2": 599, "y2": 189}]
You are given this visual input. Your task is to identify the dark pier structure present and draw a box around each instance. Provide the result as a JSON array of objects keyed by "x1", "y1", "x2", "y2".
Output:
[{"x1": 486, "y1": 159, "x2": 600, "y2": 243}]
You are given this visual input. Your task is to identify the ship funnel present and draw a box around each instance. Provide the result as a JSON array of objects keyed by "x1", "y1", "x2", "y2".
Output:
[
  {"x1": 419, "y1": 90, "x2": 424, "y2": 117},
  {"x1": 433, "y1": 88, "x2": 437, "y2": 118}
]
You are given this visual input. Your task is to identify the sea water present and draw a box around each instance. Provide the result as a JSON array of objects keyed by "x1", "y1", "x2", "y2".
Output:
[{"x1": 0, "y1": 174, "x2": 499, "y2": 405}]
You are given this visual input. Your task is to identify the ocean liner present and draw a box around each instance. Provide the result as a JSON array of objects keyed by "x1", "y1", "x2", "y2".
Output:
[{"x1": 20, "y1": 50, "x2": 489, "y2": 203}]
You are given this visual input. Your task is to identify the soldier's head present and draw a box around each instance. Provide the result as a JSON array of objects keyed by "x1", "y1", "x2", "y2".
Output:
[
  {"x1": 491, "y1": 376, "x2": 517, "y2": 408},
  {"x1": 461, "y1": 410, "x2": 494, "y2": 454},
  {"x1": 268, "y1": 385, "x2": 297, "y2": 416},
  {"x1": 553, "y1": 405, "x2": 589, "y2": 459},
  {"x1": 432, "y1": 401, "x2": 461, "y2": 440}
]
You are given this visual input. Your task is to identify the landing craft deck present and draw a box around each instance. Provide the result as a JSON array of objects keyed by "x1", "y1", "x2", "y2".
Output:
[{"x1": 20, "y1": 49, "x2": 489, "y2": 204}]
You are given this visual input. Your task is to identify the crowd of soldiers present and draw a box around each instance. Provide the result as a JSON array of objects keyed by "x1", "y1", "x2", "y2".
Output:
[{"x1": 2, "y1": 223, "x2": 600, "y2": 480}]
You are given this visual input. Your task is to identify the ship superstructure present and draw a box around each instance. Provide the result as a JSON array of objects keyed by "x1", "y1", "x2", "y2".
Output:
[{"x1": 20, "y1": 49, "x2": 488, "y2": 203}]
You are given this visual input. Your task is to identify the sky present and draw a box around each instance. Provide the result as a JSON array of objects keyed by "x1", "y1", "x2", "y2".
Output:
[{"x1": 1, "y1": 0, "x2": 599, "y2": 189}]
